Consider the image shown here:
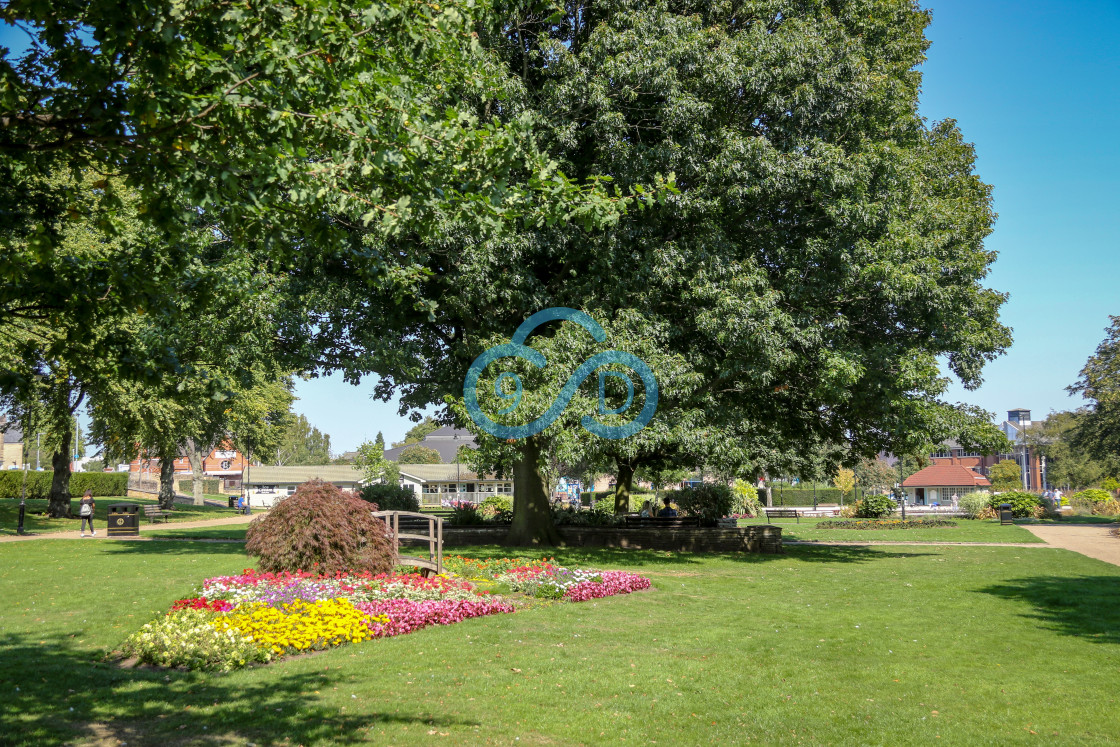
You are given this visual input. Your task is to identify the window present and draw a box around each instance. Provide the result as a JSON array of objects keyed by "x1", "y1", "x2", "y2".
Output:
[
  {"x1": 422, "y1": 484, "x2": 440, "y2": 494},
  {"x1": 497, "y1": 483, "x2": 512, "y2": 494}
]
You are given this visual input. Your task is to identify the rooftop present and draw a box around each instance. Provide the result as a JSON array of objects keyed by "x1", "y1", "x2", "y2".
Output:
[
  {"x1": 245, "y1": 465, "x2": 364, "y2": 485},
  {"x1": 902, "y1": 459, "x2": 991, "y2": 489}
]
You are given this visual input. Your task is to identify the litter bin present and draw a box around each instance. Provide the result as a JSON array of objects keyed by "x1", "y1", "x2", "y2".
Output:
[
  {"x1": 999, "y1": 502, "x2": 1013, "y2": 525},
  {"x1": 107, "y1": 503, "x2": 140, "y2": 537},
  {"x1": 228, "y1": 495, "x2": 236, "y2": 509}
]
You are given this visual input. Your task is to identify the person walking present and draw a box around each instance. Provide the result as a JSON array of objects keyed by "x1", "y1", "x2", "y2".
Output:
[{"x1": 79, "y1": 490, "x2": 96, "y2": 537}]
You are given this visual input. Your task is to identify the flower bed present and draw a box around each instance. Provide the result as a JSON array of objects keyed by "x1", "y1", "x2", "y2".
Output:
[
  {"x1": 123, "y1": 561, "x2": 650, "y2": 671},
  {"x1": 816, "y1": 518, "x2": 958, "y2": 530}
]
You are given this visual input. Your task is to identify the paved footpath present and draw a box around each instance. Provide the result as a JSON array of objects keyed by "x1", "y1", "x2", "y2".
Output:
[
  {"x1": 1021, "y1": 524, "x2": 1120, "y2": 567},
  {"x1": 0, "y1": 513, "x2": 258, "y2": 543}
]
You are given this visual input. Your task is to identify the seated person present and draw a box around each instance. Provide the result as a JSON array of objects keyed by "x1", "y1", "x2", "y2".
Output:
[
  {"x1": 639, "y1": 500, "x2": 653, "y2": 518},
  {"x1": 657, "y1": 496, "x2": 677, "y2": 518}
]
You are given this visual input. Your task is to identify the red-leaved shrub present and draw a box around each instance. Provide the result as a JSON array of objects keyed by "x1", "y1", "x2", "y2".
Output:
[{"x1": 245, "y1": 479, "x2": 394, "y2": 575}]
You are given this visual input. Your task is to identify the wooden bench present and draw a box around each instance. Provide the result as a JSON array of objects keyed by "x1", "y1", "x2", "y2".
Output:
[
  {"x1": 143, "y1": 505, "x2": 172, "y2": 523},
  {"x1": 623, "y1": 516, "x2": 702, "y2": 528},
  {"x1": 373, "y1": 510, "x2": 443, "y2": 577},
  {"x1": 764, "y1": 508, "x2": 800, "y2": 523}
]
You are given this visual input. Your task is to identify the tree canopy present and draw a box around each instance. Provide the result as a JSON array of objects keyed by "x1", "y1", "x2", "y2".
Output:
[{"x1": 1068, "y1": 317, "x2": 1120, "y2": 466}]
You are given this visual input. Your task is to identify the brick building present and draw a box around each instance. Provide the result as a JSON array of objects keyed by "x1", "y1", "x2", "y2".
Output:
[{"x1": 130, "y1": 441, "x2": 250, "y2": 491}]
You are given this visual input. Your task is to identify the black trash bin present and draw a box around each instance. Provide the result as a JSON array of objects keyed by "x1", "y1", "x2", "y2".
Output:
[
  {"x1": 999, "y1": 502, "x2": 1013, "y2": 525},
  {"x1": 107, "y1": 504, "x2": 140, "y2": 537},
  {"x1": 228, "y1": 495, "x2": 236, "y2": 509}
]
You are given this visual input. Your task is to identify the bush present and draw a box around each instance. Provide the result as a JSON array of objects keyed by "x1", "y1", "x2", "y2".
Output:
[
  {"x1": 761, "y1": 487, "x2": 845, "y2": 506},
  {"x1": 853, "y1": 494, "x2": 897, "y2": 519},
  {"x1": 958, "y1": 492, "x2": 990, "y2": 519},
  {"x1": 180, "y1": 477, "x2": 220, "y2": 495},
  {"x1": 551, "y1": 504, "x2": 623, "y2": 527},
  {"x1": 359, "y1": 483, "x2": 420, "y2": 512},
  {"x1": 732, "y1": 479, "x2": 761, "y2": 517},
  {"x1": 1072, "y1": 488, "x2": 1112, "y2": 503},
  {"x1": 479, "y1": 495, "x2": 513, "y2": 523},
  {"x1": 987, "y1": 491, "x2": 1042, "y2": 518},
  {"x1": 668, "y1": 484, "x2": 734, "y2": 522},
  {"x1": 245, "y1": 479, "x2": 395, "y2": 575},
  {"x1": 0, "y1": 470, "x2": 127, "y2": 499},
  {"x1": 447, "y1": 504, "x2": 484, "y2": 526}
]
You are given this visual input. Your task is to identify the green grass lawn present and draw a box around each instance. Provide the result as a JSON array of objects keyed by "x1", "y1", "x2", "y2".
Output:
[
  {"x1": 2, "y1": 539, "x2": 1119, "y2": 745},
  {"x1": 0, "y1": 496, "x2": 235, "y2": 536},
  {"x1": 1033, "y1": 514, "x2": 1120, "y2": 525},
  {"x1": 738, "y1": 515, "x2": 1045, "y2": 543}
]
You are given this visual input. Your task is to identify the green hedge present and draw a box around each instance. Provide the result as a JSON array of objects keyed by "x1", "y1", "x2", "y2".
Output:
[
  {"x1": 767, "y1": 488, "x2": 845, "y2": 506},
  {"x1": 180, "y1": 477, "x2": 221, "y2": 495},
  {"x1": 0, "y1": 471, "x2": 128, "y2": 499}
]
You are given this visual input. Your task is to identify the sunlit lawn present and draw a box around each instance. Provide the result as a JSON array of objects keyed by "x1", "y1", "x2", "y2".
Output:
[
  {"x1": 2, "y1": 538, "x2": 1119, "y2": 745},
  {"x1": 737, "y1": 515, "x2": 1045, "y2": 543},
  {"x1": 0, "y1": 496, "x2": 235, "y2": 536}
]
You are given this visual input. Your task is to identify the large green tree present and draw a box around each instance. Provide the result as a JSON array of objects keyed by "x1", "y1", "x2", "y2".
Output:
[
  {"x1": 314, "y1": 1, "x2": 1009, "y2": 544},
  {"x1": 1069, "y1": 317, "x2": 1120, "y2": 468}
]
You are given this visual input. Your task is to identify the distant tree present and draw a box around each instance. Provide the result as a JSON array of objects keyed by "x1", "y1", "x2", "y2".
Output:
[
  {"x1": 275, "y1": 414, "x2": 332, "y2": 466},
  {"x1": 355, "y1": 439, "x2": 389, "y2": 483},
  {"x1": 833, "y1": 468, "x2": 856, "y2": 507},
  {"x1": 82, "y1": 459, "x2": 105, "y2": 473},
  {"x1": 392, "y1": 418, "x2": 440, "y2": 448},
  {"x1": 398, "y1": 445, "x2": 442, "y2": 465},
  {"x1": 1068, "y1": 317, "x2": 1120, "y2": 470},
  {"x1": 1022, "y1": 411, "x2": 1115, "y2": 490},
  {"x1": 989, "y1": 459, "x2": 1024, "y2": 492},
  {"x1": 854, "y1": 458, "x2": 898, "y2": 495}
]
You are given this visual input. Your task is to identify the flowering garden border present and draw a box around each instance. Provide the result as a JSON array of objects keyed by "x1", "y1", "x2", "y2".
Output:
[{"x1": 122, "y1": 560, "x2": 651, "y2": 672}]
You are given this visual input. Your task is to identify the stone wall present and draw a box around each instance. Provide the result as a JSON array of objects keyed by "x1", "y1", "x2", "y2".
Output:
[{"x1": 436, "y1": 524, "x2": 783, "y2": 553}]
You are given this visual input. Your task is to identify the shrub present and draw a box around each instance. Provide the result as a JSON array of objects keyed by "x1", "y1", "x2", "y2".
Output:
[
  {"x1": 180, "y1": 477, "x2": 220, "y2": 495},
  {"x1": 837, "y1": 504, "x2": 857, "y2": 518},
  {"x1": 668, "y1": 484, "x2": 734, "y2": 522},
  {"x1": 478, "y1": 495, "x2": 513, "y2": 523},
  {"x1": 987, "y1": 491, "x2": 1042, "y2": 518},
  {"x1": 245, "y1": 479, "x2": 395, "y2": 575},
  {"x1": 359, "y1": 483, "x2": 420, "y2": 512},
  {"x1": 958, "y1": 492, "x2": 990, "y2": 519},
  {"x1": 1072, "y1": 488, "x2": 1112, "y2": 504},
  {"x1": 0, "y1": 470, "x2": 127, "y2": 499},
  {"x1": 853, "y1": 494, "x2": 897, "y2": 519},
  {"x1": 447, "y1": 504, "x2": 484, "y2": 526},
  {"x1": 551, "y1": 504, "x2": 622, "y2": 527},
  {"x1": 732, "y1": 479, "x2": 761, "y2": 517},
  {"x1": 768, "y1": 487, "x2": 844, "y2": 506}
]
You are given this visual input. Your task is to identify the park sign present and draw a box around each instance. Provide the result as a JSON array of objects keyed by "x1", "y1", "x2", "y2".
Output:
[{"x1": 464, "y1": 308, "x2": 657, "y2": 440}]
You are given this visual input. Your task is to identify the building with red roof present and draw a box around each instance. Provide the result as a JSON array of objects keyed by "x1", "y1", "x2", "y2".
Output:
[{"x1": 901, "y1": 457, "x2": 991, "y2": 506}]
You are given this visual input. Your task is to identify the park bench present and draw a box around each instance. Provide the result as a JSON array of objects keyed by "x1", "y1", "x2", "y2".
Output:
[
  {"x1": 373, "y1": 510, "x2": 443, "y2": 577},
  {"x1": 143, "y1": 505, "x2": 172, "y2": 523},
  {"x1": 764, "y1": 508, "x2": 801, "y2": 524},
  {"x1": 623, "y1": 516, "x2": 702, "y2": 528}
]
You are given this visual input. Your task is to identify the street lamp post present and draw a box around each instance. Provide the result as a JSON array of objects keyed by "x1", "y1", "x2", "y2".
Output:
[
  {"x1": 897, "y1": 458, "x2": 906, "y2": 520},
  {"x1": 17, "y1": 463, "x2": 28, "y2": 534}
]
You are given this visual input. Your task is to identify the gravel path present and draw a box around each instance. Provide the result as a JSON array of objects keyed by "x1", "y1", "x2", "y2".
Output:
[
  {"x1": 1020, "y1": 524, "x2": 1120, "y2": 567},
  {"x1": 0, "y1": 513, "x2": 258, "y2": 543}
]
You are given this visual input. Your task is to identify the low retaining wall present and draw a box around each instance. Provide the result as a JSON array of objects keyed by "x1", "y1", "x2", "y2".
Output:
[{"x1": 439, "y1": 525, "x2": 783, "y2": 553}]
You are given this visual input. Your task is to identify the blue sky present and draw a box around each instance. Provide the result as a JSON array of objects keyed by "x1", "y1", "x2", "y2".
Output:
[{"x1": 5, "y1": 1, "x2": 1118, "y2": 453}]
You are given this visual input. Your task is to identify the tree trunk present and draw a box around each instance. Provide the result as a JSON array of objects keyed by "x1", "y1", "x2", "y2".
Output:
[
  {"x1": 158, "y1": 448, "x2": 177, "y2": 509},
  {"x1": 614, "y1": 462, "x2": 635, "y2": 514},
  {"x1": 506, "y1": 436, "x2": 561, "y2": 546},
  {"x1": 186, "y1": 439, "x2": 206, "y2": 506},
  {"x1": 47, "y1": 429, "x2": 73, "y2": 518},
  {"x1": 764, "y1": 483, "x2": 773, "y2": 508}
]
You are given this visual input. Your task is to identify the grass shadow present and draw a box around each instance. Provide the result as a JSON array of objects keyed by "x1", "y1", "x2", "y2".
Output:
[
  {"x1": 976, "y1": 575, "x2": 1120, "y2": 645},
  {"x1": 0, "y1": 632, "x2": 479, "y2": 746},
  {"x1": 99, "y1": 538, "x2": 251, "y2": 557}
]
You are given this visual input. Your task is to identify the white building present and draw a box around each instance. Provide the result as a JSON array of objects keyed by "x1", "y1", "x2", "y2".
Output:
[
  {"x1": 398, "y1": 464, "x2": 513, "y2": 507},
  {"x1": 243, "y1": 465, "x2": 364, "y2": 508}
]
